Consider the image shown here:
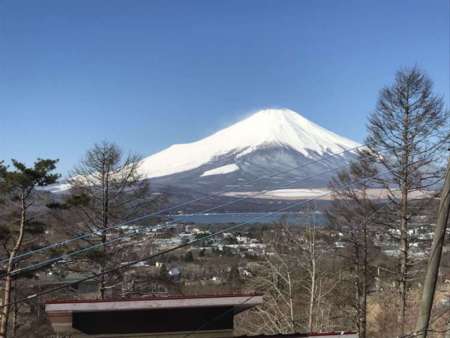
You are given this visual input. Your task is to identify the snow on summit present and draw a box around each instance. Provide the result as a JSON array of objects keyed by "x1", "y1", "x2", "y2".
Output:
[{"x1": 138, "y1": 108, "x2": 359, "y2": 179}]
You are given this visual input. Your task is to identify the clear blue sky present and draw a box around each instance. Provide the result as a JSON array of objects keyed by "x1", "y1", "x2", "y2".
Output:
[{"x1": 0, "y1": 0, "x2": 448, "y2": 175}]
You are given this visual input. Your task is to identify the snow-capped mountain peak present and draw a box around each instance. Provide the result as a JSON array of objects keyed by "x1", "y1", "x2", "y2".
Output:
[
  {"x1": 138, "y1": 108, "x2": 359, "y2": 179},
  {"x1": 47, "y1": 108, "x2": 360, "y2": 197},
  {"x1": 221, "y1": 108, "x2": 358, "y2": 155}
]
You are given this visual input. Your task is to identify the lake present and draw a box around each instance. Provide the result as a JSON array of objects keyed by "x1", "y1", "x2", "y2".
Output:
[{"x1": 170, "y1": 211, "x2": 328, "y2": 226}]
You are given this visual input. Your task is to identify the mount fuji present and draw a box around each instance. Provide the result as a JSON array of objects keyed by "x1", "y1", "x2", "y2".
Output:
[{"x1": 139, "y1": 108, "x2": 360, "y2": 198}]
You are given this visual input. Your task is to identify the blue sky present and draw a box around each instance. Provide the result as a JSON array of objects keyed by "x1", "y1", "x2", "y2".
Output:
[{"x1": 0, "y1": 0, "x2": 448, "y2": 175}]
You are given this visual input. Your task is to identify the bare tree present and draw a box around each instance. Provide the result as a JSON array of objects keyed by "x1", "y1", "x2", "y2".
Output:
[
  {"x1": 304, "y1": 224, "x2": 317, "y2": 332},
  {"x1": 299, "y1": 223, "x2": 341, "y2": 333},
  {"x1": 243, "y1": 236, "x2": 299, "y2": 334},
  {"x1": 63, "y1": 141, "x2": 151, "y2": 299},
  {"x1": 328, "y1": 158, "x2": 380, "y2": 338},
  {"x1": 241, "y1": 222, "x2": 341, "y2": 335},
  {"x1": 361, "y1": 67, "x2": 449, "y2": 334}
]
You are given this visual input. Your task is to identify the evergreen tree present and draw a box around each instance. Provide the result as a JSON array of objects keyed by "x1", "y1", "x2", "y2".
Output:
[{"x1": 0, "y1": 159, "x2": 59, "y2": 338}]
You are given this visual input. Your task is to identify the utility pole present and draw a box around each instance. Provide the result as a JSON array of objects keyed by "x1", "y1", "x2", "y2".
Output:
[{"x1": 415, "y1": 155, "x2": 450, "y2": 338}]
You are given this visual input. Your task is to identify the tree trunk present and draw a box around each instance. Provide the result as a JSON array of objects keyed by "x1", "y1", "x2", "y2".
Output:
[
  {"x1": 0, "y1": 195, "x2": 26, "y2": 338},
  {"x1": 308, "y1": 229, "x2": 316, "y2": 332},
  {"x1": 98, "y1": 232, "x2": 107, "y2": 300},
  {"x1": 358, "y1": 220, "x2": 368, "y2": 338},
  {"x1": 354, "y1": 236, "x2": 365, "y2": 338},
  {"x1": 399, "y1": 187, "x2": 409, "y2": 334},
  {"x1": 415, "y1": 157, "x2": 450, "y2": 338},
  {"x1": 287, "y1": 271, "x2": 295, "y2": 332},
  {"x1": 11, "y1": 282, "x2": 17, "y2": 338},
  {"x1": 98, "y1": 167, "x2": 110, "y2": 299},
  {"x1": 354, "y1": 221, "x2": 368, "y2": 338},
  {"x1": 399, "y1": 107, "x2": 410, "y2": 335}
]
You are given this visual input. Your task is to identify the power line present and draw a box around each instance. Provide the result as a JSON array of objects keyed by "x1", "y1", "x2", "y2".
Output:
[
  {"x1": 2, "y1": 167, "x2": 388, "y2": 310},
  {"x1": 8, "y1": 157, "x2": 358, "y2": 278},
  {"x1": 2, "y1": 145, "x2": 364, "y2": 265}
]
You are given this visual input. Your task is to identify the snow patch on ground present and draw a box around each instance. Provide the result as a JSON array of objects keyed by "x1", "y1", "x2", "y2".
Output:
[
  {"x1": 223, "y1": 188, "x2": 331, "y2": 200},
  {"x1": 201, "y1": 164, "x2": 240, "y2": 177},
  {"x1": 223, "y1": 188, "x2": 436, "y2": 200}
]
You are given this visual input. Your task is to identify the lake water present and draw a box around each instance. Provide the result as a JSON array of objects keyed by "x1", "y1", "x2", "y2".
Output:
[{"x1": 170, "y1": 211, "x2": 328, "y2": 226}]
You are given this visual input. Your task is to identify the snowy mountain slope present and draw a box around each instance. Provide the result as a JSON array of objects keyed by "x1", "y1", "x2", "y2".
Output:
[
  {"x1": 138, "y1": 108, "x2": 359, "y2": 180},
  {"x1": 48, "y1": 108, "x2": 361, "y2": 199},
  {"x1": 138, "y1": 108, "x2": 361, "y2": 196}
]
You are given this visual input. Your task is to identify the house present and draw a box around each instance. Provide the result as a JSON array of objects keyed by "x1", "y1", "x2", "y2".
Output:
[{"x1": 45, "y1": 293, "x2": 263, "y2": 337}]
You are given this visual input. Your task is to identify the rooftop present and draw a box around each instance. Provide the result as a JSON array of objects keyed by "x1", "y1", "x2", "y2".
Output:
[
  {"x1": 46, "y1": 293, "x2": 262, "y2": 312},
  {"x1": 45, "y1": 293, "x2": 264, "y2": 337}
]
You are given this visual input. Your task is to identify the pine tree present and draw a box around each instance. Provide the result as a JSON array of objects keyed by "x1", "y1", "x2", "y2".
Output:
[
  {"x1": 0, "y1": 159, "x2": 59, "y2": 338},
  {"x1": 362, "y1": 67, "x2": 449, "y2": 334}
]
